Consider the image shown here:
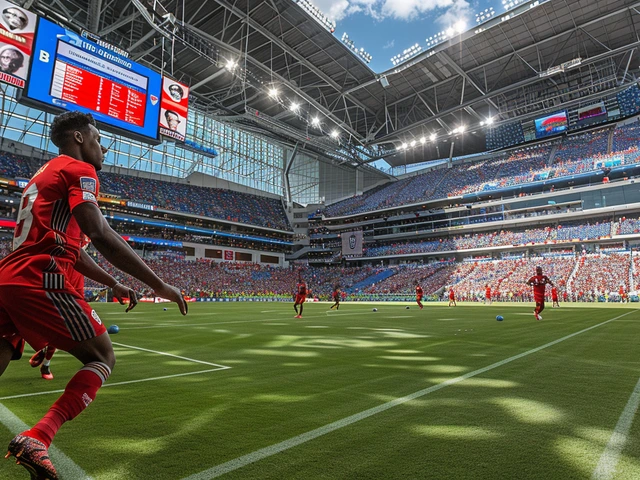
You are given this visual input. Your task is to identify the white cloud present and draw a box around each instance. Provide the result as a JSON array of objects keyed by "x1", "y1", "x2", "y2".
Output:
[
  {"x1": 310, "y1": 0, "x2": 472, "y2": 24},
  {"x1": 383, "y1": 39, "x2": 395, "y2": 49}
]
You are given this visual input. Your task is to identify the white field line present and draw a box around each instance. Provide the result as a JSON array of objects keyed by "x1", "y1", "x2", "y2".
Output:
[
  {"x1": 0, "y1": 403, "x2": 93, "y2": 479},
  {"x1": 111, "y1": 342, "x2": 229, "y2": 368},
  {"x1": 181, "y1": 310, "x2": 636, "y2": 480},
  {"x1": 0, "y1": 344, "x2": 231, "y2": 401},
  {"x1": 591, "y1": 375, "x2": 640, "y2": 480}
]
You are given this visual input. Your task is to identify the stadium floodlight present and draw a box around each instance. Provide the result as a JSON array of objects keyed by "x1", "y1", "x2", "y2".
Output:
[
  {"x1": 446, "y1": 27, "x2": 454, "y2": 37},
  {"x1": 457, "y1": 125, "x2": 466, "y2": 134},
  {"x1": 391, "y1": 43, "x2": 422, "y2": 66},
  {"x1": 290, "y1": 102, "x2": 300, "y2": 112},
  {"x1": 401, "y1": 143, "x2": 408, "y2": 150},
  {"x1": 420, "y1": 137, "x2": 426, "y2": 144},
  {"x1": 430, "y1": 133, "x2": 436, "y2": 141},
  {"x1": 268, "y1": 88, "x2": 279, "y2": 98},
  {"x1": 341, "y1": 32, "x2": 373, "y2": 64},
  {"x1": 330, "y1": 130, "x2": 340, "y2": 139},
  {"x1": 311, "y1": 116, "x2": 321, "y2": 127},
  {"x1": 410, "y1": 140, "x2": 416, "y2": 147},
  {"x1": 225, "y1": 59, "x2": 237, "y2": 71},
  {"x1": 486, "y1": 117, "x2": 494, "y2": 125},
  {"x1": 454, "y1": 21, "x2": 466, "y2": 34},
  {"x1": 295, "y1": 0, "x2": 336, "y2": 33}
]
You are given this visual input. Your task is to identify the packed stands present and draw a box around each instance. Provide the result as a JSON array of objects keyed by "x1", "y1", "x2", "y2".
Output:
[
  {"x1": 570, "y1": 253, "x2": 631, "y2": 299},
  {"x1": 322, "y1": 122, "x2": 640, "y2": 218},
  {"x1": 0, "y1": 151, "x2": 291, "y2": 230}
]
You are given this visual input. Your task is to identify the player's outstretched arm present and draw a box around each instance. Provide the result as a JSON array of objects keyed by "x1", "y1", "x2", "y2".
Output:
[
  {"x1": 74, "y1": 248, "x2": 138, "y2": 312},
  {"x1": 73, "y1": 202, "x2": 187, "y2": 315}
]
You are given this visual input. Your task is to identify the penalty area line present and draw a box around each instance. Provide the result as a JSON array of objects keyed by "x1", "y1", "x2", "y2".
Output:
[
  {"x1": 0, "y1": 403, "x2": 93, "y2": 479},
  {"x1": 180, "y1": 310, "x2": 636, "y2": 480},
  {"x1": 0, "y1": 343, "x2": 231, "y2": 401}
]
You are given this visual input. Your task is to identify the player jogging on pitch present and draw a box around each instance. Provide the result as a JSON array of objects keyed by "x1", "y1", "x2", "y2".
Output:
[
  {"x1": 485, "y1": 284, "x2": 492, "y2": 305},
  {"x1": 0, "y1": 111, "x2": 188, "y2": 480},
  {"x1": 330, "y1": 284, "x2": 341, "y2": 310},
  {"x1": 526, "y1": 266, "x2": 554, "y2": 321},
  {"x1": 294, "y1": 273, "x2": 307, "y2": 318},
  {"x1": 448, "y1": 287, "x2": 456, "y2": 307},
  {"x1": 415, "y1": 281, "x2": 424, "y2": 310},
  {"x1": 551, "y1": 286, "x2": 560, "y2": 308}
]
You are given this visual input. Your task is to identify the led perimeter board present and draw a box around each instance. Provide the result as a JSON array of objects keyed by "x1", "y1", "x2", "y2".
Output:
[
  {"x1": 534, "y1": 111, "x2": 568, "y2": 139},
  {"x1": 24, "y1": 17, "x2": 161, "y2": 143}
]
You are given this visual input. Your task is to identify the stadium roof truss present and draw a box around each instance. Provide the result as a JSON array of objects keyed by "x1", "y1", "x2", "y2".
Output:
[{"x1": 31, "y1": 0, "x2": 640, "y2": 166}]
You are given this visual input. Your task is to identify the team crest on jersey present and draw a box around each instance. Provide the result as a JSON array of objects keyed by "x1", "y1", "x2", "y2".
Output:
[
  {"x1": 80, "y1": 177, "x2": 97, "y2": 193},
  {"x1": 91, "y1": 310, "x2": 102, "y2": 325},
  {"x1": 83, "y1": 191, "x2": 97, "y2": 202}
]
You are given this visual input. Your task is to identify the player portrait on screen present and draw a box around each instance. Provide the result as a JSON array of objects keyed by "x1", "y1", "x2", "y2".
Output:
[
  {"x1": 1, "y1": 6, "x2": 29, "y2": 32},
  {"x1": 159, "y1": 77, "x2": 189, "y2": 141},
  {"x1": 161, "y1": 109, "x2": 182, "y2": 132},
  {"x1": 168, "y1": 83, "x2": 184, "y2": 102},
  {"x1": 0, "y1": 45, "x2": 23, "y2": 74}
]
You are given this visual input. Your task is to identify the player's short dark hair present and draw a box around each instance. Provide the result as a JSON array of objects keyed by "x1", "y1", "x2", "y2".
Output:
[{"x1": 50, "y1": 111, "x2": 97, "y2": 148}]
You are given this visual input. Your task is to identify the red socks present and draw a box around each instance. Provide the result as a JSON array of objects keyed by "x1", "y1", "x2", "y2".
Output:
[{"x1": 25, "y1": 361, "x2": 111, "y2": 447}]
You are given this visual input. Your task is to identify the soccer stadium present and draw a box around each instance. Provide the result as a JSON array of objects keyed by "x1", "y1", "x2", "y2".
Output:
[{"x1": 1, "y1": 0, "x2": 640, "y2": 478}]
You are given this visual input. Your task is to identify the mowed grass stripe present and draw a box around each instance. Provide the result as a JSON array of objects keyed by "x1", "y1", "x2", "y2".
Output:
[{"x1": 181, "y1": 310, "x2": 636, "y2": 480}]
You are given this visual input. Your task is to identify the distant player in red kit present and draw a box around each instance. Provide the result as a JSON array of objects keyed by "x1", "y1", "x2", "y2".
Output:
[
  {"x1": 551, "y1": 286, "x2": 560, "y2": 308},
  {"x1": 619, "y1": 285, "x2": 627, "y2": 304},
  {"x1": 448, "y1": 287, "x2": 456, "y2": 307},
  {"x1": 330, "y1": 284, "x2": 341, "y2": 310},
  {"x1": 526, "y1": 266, "x2": 554, "y2": 320},
  {"x1": 415, "y1": 282, "x2": 424, "y2": 310},
  {"x1": 294, "y1": 273, "x2": 307, "y2": 318},
  {"x1": 484, "y1": 284, "x2": 492, "y2": 305}
]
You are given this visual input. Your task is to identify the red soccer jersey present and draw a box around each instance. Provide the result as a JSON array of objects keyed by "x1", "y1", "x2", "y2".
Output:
[
  {"x1": 416, "y1": 286, "x2": 423, "y2": 296},
  {"x1": 449, "y1": 290, "x2": 455, "y2": 300},
  {"x1": 527, "y1": 275, "x2": 552, "y2": 298},
  {"x1": 551, "y1": 287, "x2": 558, "y2": 299},
  {"x1": 298, "y1": 282, "x2": 307, "y2": 295},
  {"x1": 0, "y1": 155, "x2": 100, "y2": 289},
  {"x1": 485, "y1": 287, "x2": 491, "y2": 297}
]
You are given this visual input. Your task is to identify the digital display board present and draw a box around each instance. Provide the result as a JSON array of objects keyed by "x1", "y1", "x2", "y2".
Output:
[
  {"x1": 0, "y1": 0, "x2": 37, "y2": 88},
  {"x1": 534, "y1": 111, "x2": 568, "y2": 138},
  {"x1": 25, "y1": 17, "x2": 162, "y2": 143},
  {"x1": 577, "y1": 102, "x2": 606, "y2": 122},
  {"x1": 159, "y1": 77, "x2": 189, "y2": 142}
]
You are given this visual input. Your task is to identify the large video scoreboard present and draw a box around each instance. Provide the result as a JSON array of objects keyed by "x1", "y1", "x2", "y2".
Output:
[{"x1": 24, "y1": 17, "x2": 163, "y2": 143}]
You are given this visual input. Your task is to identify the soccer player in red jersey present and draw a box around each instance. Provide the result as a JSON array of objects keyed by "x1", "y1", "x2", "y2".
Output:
[
  {"x1": 294, "y1": 273, "x2": 307, "y2": 318},
  {"x1": 551, "y1": 286, "x2": 560, "y2": 308},
  {"x1": 526, "y1": 266, "x2": 554, "y2": 321},
  {"x1": 484, "y1": 284, "x2": 492, "y2": 305},
  {"x1": 448, "y1": 287, "x2": 456, "y2": 307},
  {"x1": 30, "y1": 237, "x2": 94, "y2": 380},
  {"x1": 330, "y1": 284, "x2": 341, "y2": 310},
  {"x1": 415, "y1": 282, "x2": 424, "y2": 310},
  {"x1": 0, "y1": 112, "x2": 188, "y2": 480}
]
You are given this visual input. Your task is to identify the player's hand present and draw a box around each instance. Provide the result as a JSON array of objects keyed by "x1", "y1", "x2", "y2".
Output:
[
  {"x1": 113, "y1": 283, "x2": 138, "y2": 313},
  {"x1": 156, "y1": 283, "x2": 188, "y2": 315}
]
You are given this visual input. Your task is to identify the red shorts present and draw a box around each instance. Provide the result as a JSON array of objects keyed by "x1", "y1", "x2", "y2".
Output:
[
  {"x1": 552, "y1": 296, "x2": 558, "y2": 302},
  {"x1": 416, "y1": 295, "x2": 423, "y2": 302},
  {"x1": 0, "y1": 286, "x2": 106, "y2": 353},
  {"x1": 295, "y1": 294, "x2": 306, "y2": 304},
  {"x1": 534, "y1": 296, "x2": 545, "y2": 304},
  {"x1": 1, "y1": 334, "x2": 25, "y2": 361}
]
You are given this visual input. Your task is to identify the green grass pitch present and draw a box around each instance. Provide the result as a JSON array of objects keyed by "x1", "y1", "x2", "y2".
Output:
[{"x1": 1, "y1": 301, "x2": 640, "y2": 479}]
